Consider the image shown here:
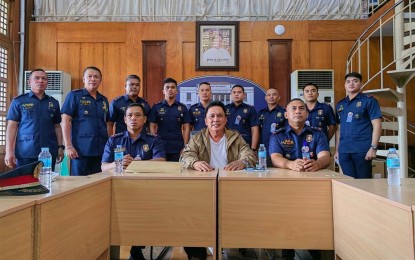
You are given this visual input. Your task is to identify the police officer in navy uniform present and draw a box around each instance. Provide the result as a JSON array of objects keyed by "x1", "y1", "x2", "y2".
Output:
[
  {"x1": 189, "y1": 82, "x2": 212, "y2": 133},
  {"x1": 335, "y1": 72, "x2": 382, "y2": 179},
  {"x1": 257, "y1": 88, "x2": 286, "y2": 164},
  {"x1": 303, "y1": 82, "x2": 337, "y2": 142},
  {"x1": 5, "y1": 69, "x2": 64, "y2": 170},
  {"x1": 102, "y1": 103, "x2": 165, "y2": 260},
  {"x1": 108, "y1": 74, "x2": 150, "y2": 135},
  {"x1": 270, "y1": 98, "x2": 330, "y2": 260},
  {"x1": 225, "y1": 84, "x2": 260, "y2": 151},
  {"x1": 148, "y1": 78, "x2": 191, "y2": 162},
  {"x1": 61, "y1": 66, "x2": 110, "y2": 176}
]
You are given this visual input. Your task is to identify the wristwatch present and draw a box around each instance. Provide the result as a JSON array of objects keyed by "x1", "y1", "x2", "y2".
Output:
[
  {"x1": 58, "y1": 145, "x2": 65, "y2": 150},
  {"x1": 370, "y1": 145, "x2": 377, "y2": 150}
]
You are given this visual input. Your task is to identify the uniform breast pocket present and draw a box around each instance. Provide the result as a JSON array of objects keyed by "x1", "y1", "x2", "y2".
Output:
[
  {"x1": 22, "y1": 107, "x2": 36, "y2": 120},
  {"x1": 157, "y1": 115, "x2": 165, "y2": 122},
  {"x1": 79, "y1": 106, "x2": 95, "y2": 117},
  {"x1": 176, "y1": 115, "x2": 184, "y2": 123},
  {"x1": 353, "y1": 109, "x2": 365, "y2": 121}
]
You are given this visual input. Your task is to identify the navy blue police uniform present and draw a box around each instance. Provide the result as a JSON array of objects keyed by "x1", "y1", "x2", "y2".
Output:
[
  {"x1": 305, "y1": 101, "x2": 336, "y2": 142},
  {"x1": 225, "y1": 102, "x2": 259, "y2": 146},
  {"x1": 257, "y1": 105, "x2": 286, "y2": 149},
  {"x1": 6, "y1": 91, "x2": 61, "y2": 169},
  {"x1": 269, "y1": 124, "x2": 329, "y2": 260},
  {"x1": 257, "y1": 105, "x2": 286, "y2": 166},
  {"x1": 148, "y1": 100, "x2": 191, "y2": 162},
  {"x1": 269, "y1": 125, "x2": 329, "y2": 161},
  {"x1": 101, "y1": 130, "x2": 165, "y2": 260},
  {"x1": 61, "y1": 88, "x2": 109, "y2": 176},
  {"x1": 101, "y1": 131, "x2": 165, "y2": 163},
  {"x1": 336, "y1": 92, "x2": 381, "y2": 179},
  {"x1": 189, "y1": 102, "x2": 207, "y2": 132},
  {"x1": 109, "y1": 94, "x2": 151, "y2": 134}
]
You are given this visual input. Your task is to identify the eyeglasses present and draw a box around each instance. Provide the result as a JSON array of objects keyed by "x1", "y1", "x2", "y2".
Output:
[
  {"x1": 206, "y1": 113, "x2": 225, "y2": 119},
  {"x1": 128, "y1": 83, "x2": 140, "y2": 87}
]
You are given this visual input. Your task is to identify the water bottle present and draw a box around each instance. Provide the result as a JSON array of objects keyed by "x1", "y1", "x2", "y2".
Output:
[
  {"x1": 386, "y1": 148, "x2": 400, "y2": 186},
  {"x1": 38, "y1": 147, "x2": 52, "y2": 190},
  {"x1": 257, "y1": 144, "x2": 267, "y2": 170},
  {"x1": 114, "y1": 145, "x2": 124, "y2": 175}
]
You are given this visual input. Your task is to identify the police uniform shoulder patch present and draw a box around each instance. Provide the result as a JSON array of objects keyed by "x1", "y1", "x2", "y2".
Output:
[
  {"x1": 15, "y1": 93, "x2": 28, "y2": 99},
  {"x1": 114, "y1": 95, "x2": 124, "y2": 101},
  {"x1": 175, "y1": 100, "x2": 186, "y2": 107},
  {"x1": 49, "y1": 95, "x2": 59, "y2": 102},
  {"x1": 111, "y1": 132, "x2": 124, "y2": 138},
  {"x1": 274, "y1": 127, "x2": 286, "y2": 134}
]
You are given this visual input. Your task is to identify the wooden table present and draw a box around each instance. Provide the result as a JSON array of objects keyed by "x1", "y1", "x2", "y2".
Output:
[
  {"x1": 332, "y1": 178, "x2": 415, "y2": 260},
  {"x1": 0, "y1": 174, "x2": 112, "y2": 260},
  {"x1": 0, "y1": 198, "x2": 36, "y2": 260},
  {"x1": 35, "y1": 174, "x2": 112, "y2": 260},
  {"x1": 110, "y1": 169, "x2": 218, "y2": 259},
  {"x1": 218, "y1": 168, "x2": 350, "y2": 255}
]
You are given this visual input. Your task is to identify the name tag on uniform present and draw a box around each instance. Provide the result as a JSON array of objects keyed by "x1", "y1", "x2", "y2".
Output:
[
  {"x1": 346, "y1": 112, "x2": 353, "y2": 123},
  {"x1": 270, "y1": 123, "x2": 276, "y2": 133},
  {"x1": 234, "y1": 115, "x2": 241, "y2": 125}
]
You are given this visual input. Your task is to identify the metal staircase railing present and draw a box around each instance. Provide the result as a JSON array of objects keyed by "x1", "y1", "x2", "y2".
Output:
[{"x1": 346, "y1": 0, "x2": 415, "y2": 178}]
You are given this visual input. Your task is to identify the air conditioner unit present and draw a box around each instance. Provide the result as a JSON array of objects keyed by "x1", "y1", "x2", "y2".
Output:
[
  {"x1": 24, "y1": 71, "x2": 71, "y2": 106},
  {"x1": 291, "y1": 69, "x2": 334, "y2": 107}
]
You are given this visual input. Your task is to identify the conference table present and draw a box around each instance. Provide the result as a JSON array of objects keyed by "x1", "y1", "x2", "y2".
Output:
[
  {"x1": 332, "y1": 178, "x2": 415, "y2": 260},
  {"x1": 218, "y1": 168, "x2": 350, "y2": 259},
  {"x1": 110, "y1": 168, "x2": 218, "y2": 259},
  {"x1": 0, "y1": 198, "x2": 35, "y2": 260},
  {"x1": 0, "y1": 174, "x2": 112, "y2": 260}
]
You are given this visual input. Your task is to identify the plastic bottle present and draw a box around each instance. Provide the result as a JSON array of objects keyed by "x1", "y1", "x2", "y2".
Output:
[
  {"x1": 386, "y1": 148, "x2": 401, "y2": 186},
  {"x1": 257, "y1": 144, "x2": 267, "y2": 170},
  {"x1": 114, "y1": 145, "x2": 124, "y2": 175},
  {"x1": 38, "y1": 147, "x2": 52, "y2": 190}
]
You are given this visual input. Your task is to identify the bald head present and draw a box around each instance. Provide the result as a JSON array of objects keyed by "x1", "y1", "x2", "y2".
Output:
[{"x1": 265, "y1": 88, "x2": 280, "y2": 107}]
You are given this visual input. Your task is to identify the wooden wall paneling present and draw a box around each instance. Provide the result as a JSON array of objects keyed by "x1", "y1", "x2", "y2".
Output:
[
  {"x1": 124, "y1": 24, "x2": 142, "y2": 89},
  {"x1": 79, "y1": 43, "x2": 104, "y2": 90},
  {"x1": 250, "y1": 41, "x2": 269, "y2": 89},
  {"x1": 331, "y1": 41, "x2": 355, "y2": 103},
  {"x1": 230, "y1": 41, "x2": 251, "y2": 79},
  {"x1": 56, "y1": 22, "x2": 126, "y2": 43},
  {"x1": 309, "y1": 20, "x2": 364, "y2": 41},
  {"x1": 182, "y1": 42, "x2": 204, "y2": 79},
  {"x1": 309, "y1": 41, "x2": 332, "y2": 69},
  {"x1": 181, "y1": 22, "x2": 195, "y2": 42},
  {"x1": 103, "y1": 43, "x2": 126, "y2": 101},
  {"x1": 161, "y1": 24, "x2": 183, "y2": 82},
  {"x1": 28, "y1": 23, "x2": 57, "y2": 70},
  {"x1": 379, "y1": 37, "x2": 396, "y2": 108},
  {"x1": 291, "y1": 40, "x2": 310, "y2": 70},
  {"x1": 57, "y1": 43, "x2": 81, "y2": 90}
]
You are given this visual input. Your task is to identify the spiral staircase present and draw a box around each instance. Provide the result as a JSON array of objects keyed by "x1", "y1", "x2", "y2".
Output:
[{"x1": 346, "y1": 0, "x2": 415, "y2": 177}]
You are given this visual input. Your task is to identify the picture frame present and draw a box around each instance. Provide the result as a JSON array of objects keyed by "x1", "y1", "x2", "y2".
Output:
[{"x1": 196, "y1": 21, "x2": 239, "y2": 70}]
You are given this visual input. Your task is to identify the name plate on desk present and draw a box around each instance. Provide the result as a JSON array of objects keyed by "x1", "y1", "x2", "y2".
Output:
[{"x1": 126, "y1": 161, "x2": 182, "y2": 173}]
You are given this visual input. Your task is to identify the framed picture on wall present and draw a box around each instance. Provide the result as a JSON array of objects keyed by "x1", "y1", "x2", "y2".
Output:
[{"x1": 196, "y1": 21, "x2": 239, "y2": 70}]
